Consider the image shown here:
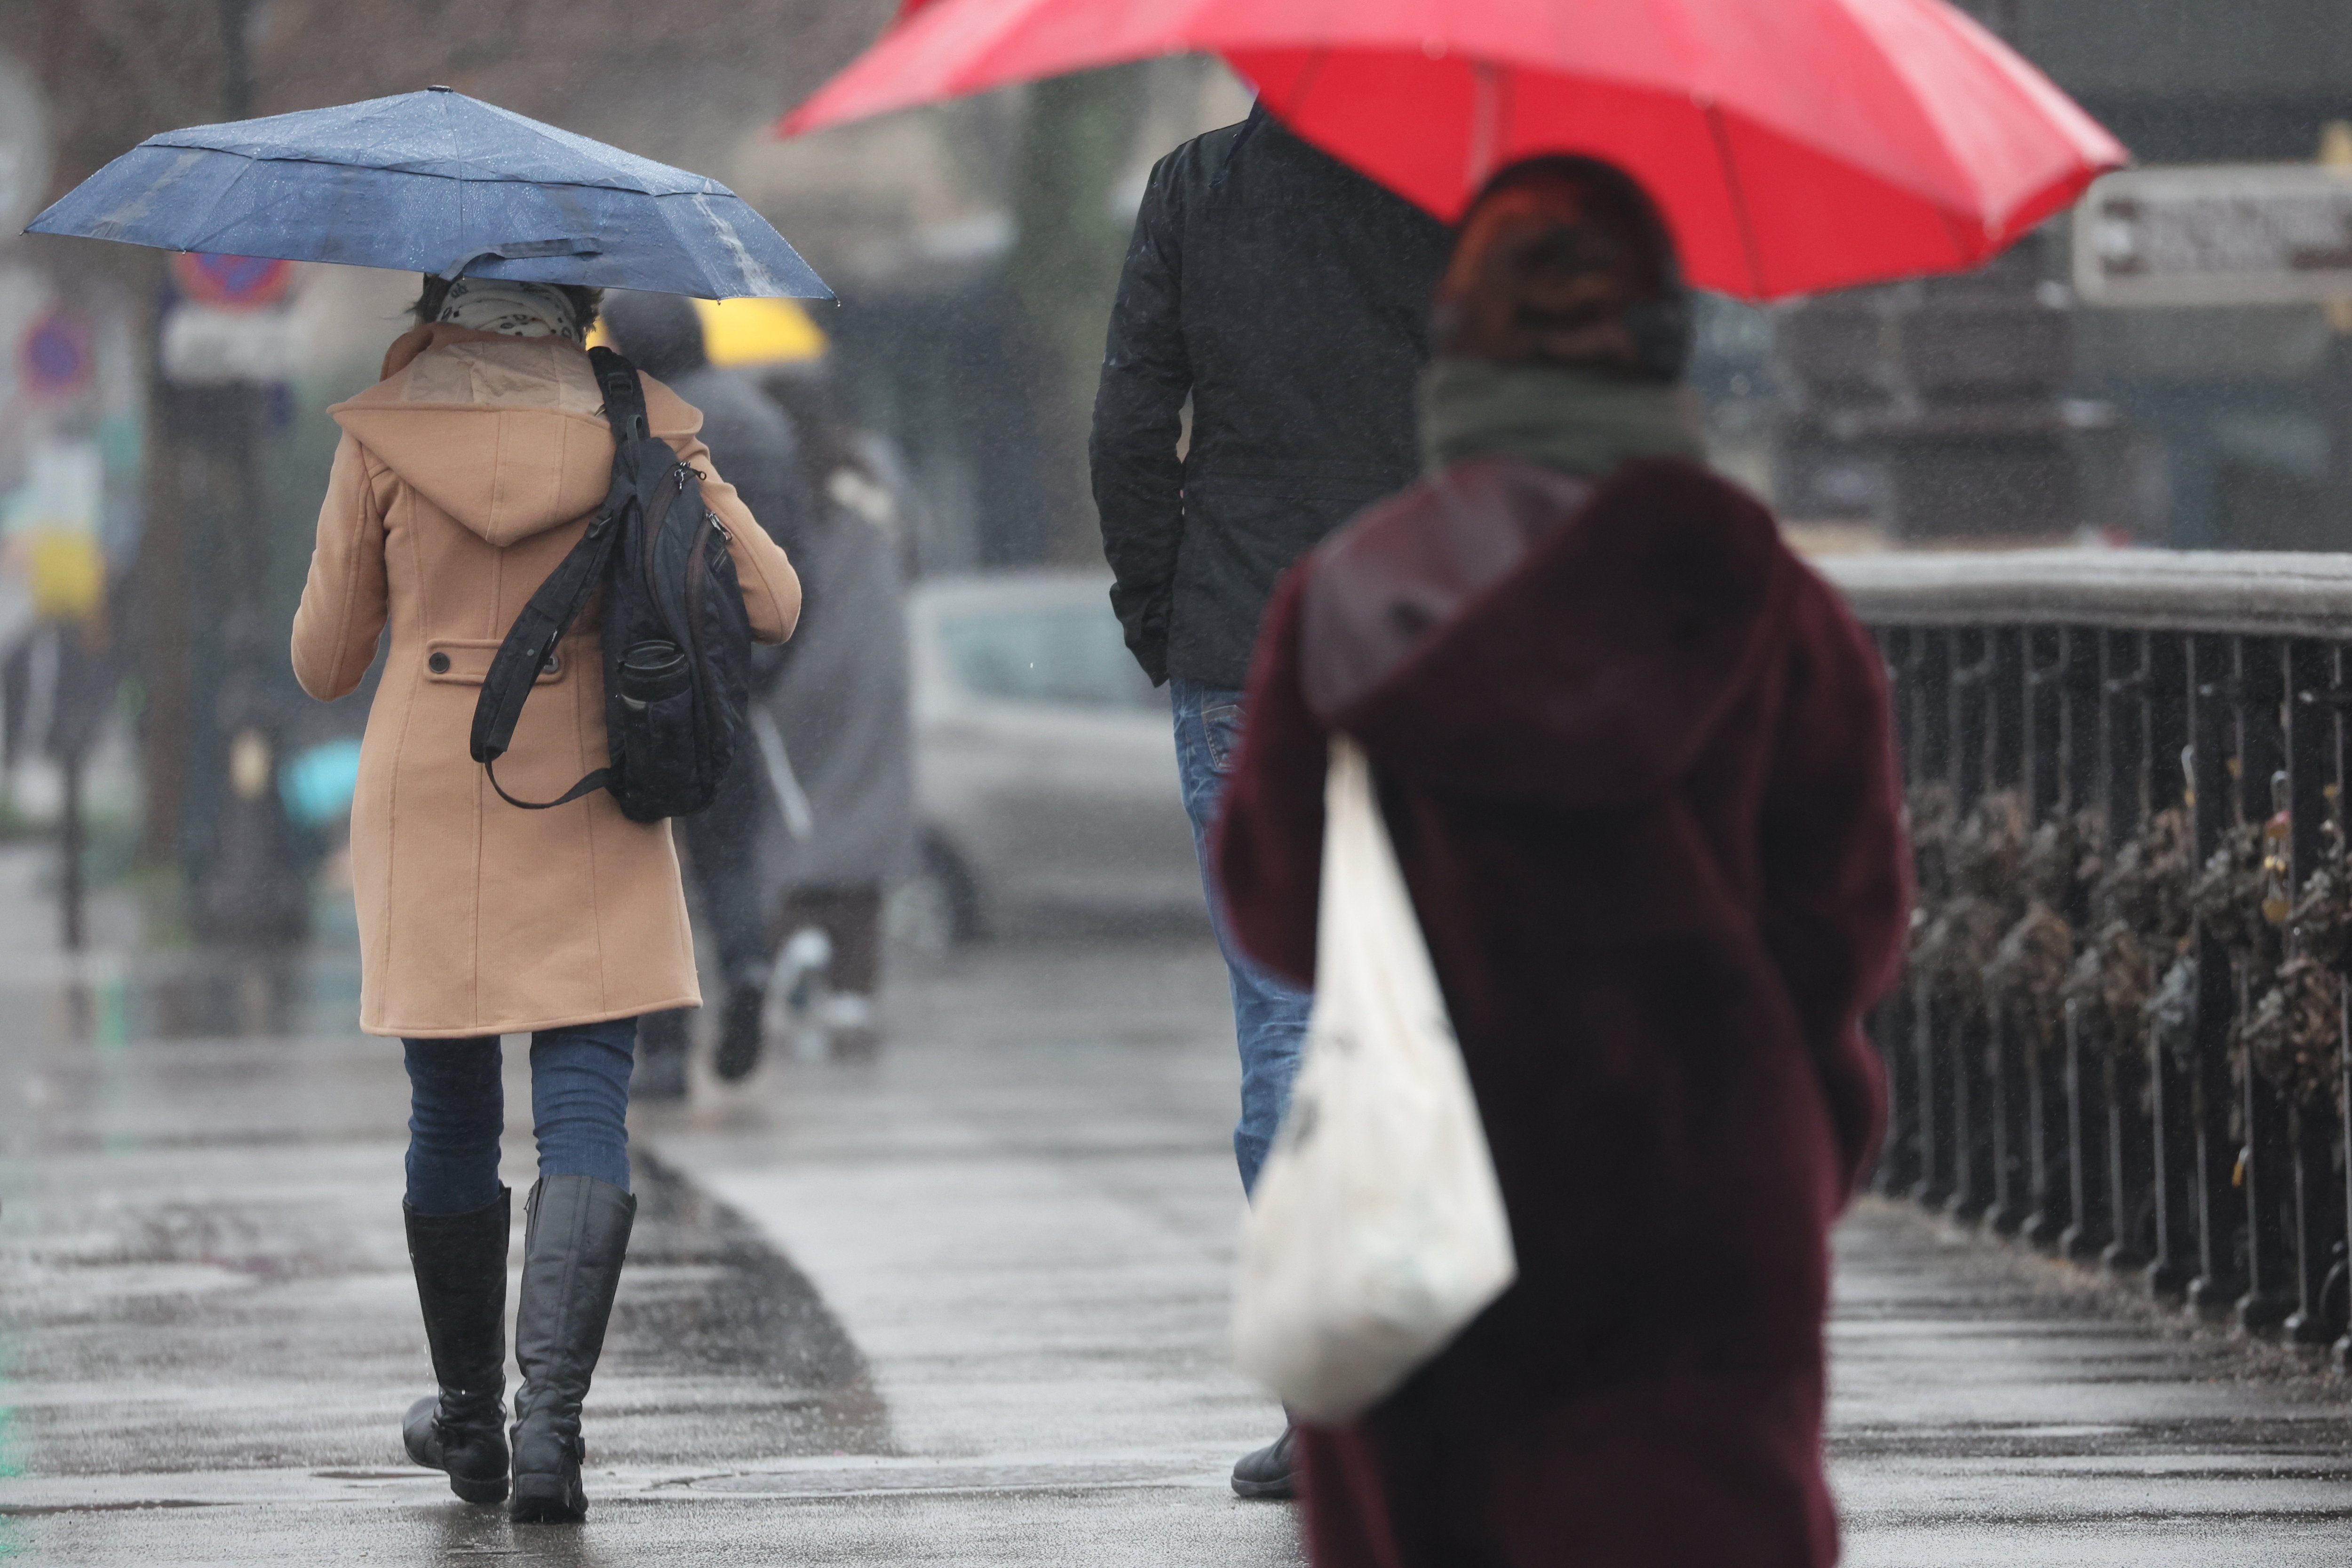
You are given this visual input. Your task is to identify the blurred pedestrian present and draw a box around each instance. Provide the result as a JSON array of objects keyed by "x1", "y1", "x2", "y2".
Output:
[
  {"x1": 755, "y1": 363, "x2": 915, "y2": 1058},
  {"x1": 291, "y1": 277, "x2": 800, "y2": 1521},
  {"x1": 599, "y1": 292, "x2": 814, "y2": 1093},
  {"x1": 1213, "y1": 158, "x2": 1911, "y2": 1566},
  {"x1": 764, "y1": 364, "x2": 927, "y2": 579},
  {"x1": 1090, "y1": 101, "x2": 1451, "y2": 1499}
]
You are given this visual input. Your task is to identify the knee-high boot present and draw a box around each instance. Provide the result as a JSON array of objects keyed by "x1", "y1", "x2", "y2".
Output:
[
  {"x1": 402, "y1": 1189, "x2": 512, "y2": 1505},
  {"x1": 508, "y1": 1174, "x2": 636, "y2": 1523}
]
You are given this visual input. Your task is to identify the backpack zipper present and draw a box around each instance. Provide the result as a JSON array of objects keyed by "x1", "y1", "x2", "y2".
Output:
[
  {"x1": 643, "y1": 464, "x2": 686, "y2": 597},
  {"x1": 685, "y1": 509, "x2": 719, "y2": 721}
]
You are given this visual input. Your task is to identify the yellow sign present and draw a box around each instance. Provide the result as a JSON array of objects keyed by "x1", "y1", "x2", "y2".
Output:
[{"x1": 27, "y1": 530, "x2": 103, "y2": 622}]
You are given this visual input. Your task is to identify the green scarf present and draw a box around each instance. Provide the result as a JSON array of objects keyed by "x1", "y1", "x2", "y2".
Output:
[{"x1": 1417, "y1": 357, "x2": 1706, "y2": 480}]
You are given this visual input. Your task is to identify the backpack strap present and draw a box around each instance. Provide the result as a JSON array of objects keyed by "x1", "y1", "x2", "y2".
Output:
[
  {"x1": 589, "y1": 344, "x2": 650, "y2": 451},
  {"x1": 467, "y1": 348, "x2": 650, "y2": 810},
  {"x1": 469, "y1": 507, "x2": 618, "y2": 807}
]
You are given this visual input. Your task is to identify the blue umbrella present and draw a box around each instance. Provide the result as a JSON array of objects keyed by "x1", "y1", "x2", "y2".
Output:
[{"x1": 26, "y1": 86, "x2": 829, "y2": 300}]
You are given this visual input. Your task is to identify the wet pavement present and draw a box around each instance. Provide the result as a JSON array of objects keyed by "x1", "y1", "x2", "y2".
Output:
[
  {"x1": 1833, "y1": 1204, "x2": 2352, "y2": 1565},
  {"x1": 2, "y1": 845, "x2": 2352, "y2": 1562},
  {"x1": 0, "y1": 871, "x2": 1300, "y2": 1564}
]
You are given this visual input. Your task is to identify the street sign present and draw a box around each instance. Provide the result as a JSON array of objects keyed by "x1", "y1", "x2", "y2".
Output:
[
  {"x1": 171, "y1": 251, "x2": 294, "y2": 311},
  {"x1": 2075, "y1": 165, "x2": 2352, "y2": 308},
  {"x1": 20, "y1": 309, "x2": 89, "y2": 398}
]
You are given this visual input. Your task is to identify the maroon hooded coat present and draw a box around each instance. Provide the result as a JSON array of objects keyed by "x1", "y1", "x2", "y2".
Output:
[{"x1": 1214, "y1": 456, "x2": 1910, "y2": 1568}]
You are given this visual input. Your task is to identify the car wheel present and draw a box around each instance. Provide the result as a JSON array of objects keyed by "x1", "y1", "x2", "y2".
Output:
[{"x1": 888, "y1": 838, "x2": 979, "y2": 958}]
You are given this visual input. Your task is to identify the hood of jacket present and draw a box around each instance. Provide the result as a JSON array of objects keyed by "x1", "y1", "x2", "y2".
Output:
[
  {"x1": 1311, "y1": 457, "x2": 1790, "y2": 814},
  {"x1": 328, "y1": 325, "x2": 704, "y2": 547}
]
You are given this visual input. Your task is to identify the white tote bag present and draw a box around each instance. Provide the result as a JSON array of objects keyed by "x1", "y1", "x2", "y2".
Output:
[{"x1": 1230, "y1": 736, "x2": 1518, "y2": 1425}]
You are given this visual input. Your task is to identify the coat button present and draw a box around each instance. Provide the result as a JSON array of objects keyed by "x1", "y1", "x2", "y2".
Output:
[{"x1": 428, "y1": 651, "x2": 451, "y2": 674}]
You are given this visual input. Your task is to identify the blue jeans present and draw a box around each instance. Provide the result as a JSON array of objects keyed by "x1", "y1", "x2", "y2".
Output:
[
  {"x1": 402, "y1": 1018, "x2": 638, "y2": 1214},
  {"x1": 1171, "y1": 678, "x2": 1313, "y2": 1196}
]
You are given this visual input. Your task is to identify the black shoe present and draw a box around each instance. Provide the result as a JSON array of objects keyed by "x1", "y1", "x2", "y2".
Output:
[
  {"x1": 401, "y1": 1190, "x2": 511, "y2": 1505},
  {"x1": 713, "y1": 984, "x2": 767, "y2": 1082},
  {"x1": 635, "y1": 1010, "x2": 690, "y2": 1101},
  {"x1": 1230, "y1": 1423, "x2": 1298, "y2": 1500},
  {"x1": 509, "y1": 1175, "x2": 636, "y2": 1524}
]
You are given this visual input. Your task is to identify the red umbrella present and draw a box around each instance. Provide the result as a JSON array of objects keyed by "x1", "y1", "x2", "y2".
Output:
[{"x1": 783, "y1": 0, "x2": 2125, "y2": 300}]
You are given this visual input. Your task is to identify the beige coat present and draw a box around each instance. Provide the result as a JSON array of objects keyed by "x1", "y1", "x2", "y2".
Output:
[{"x1": 292, "y1": 325, "x2": 800, "y2": 1038}]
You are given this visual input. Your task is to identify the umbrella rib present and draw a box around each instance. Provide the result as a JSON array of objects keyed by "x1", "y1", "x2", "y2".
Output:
[
  {"x1": 494, "y1": 111, "x2": 667, "y2": 195},
  {"x1": 441, "y1": 87, "x2": 464, "y2": 273},
  {"x1": 1466, "y1": 63, "x2": 1499, "y2": 193},
  {"x1": 142, "y1": 143, "x2": 721, "y2": 196},
  {"x1": 1288, "y1": 47, "x2": 1332, "y2": 123},
  {"x1": 1931, "y1": 204, "x2": 1979, "y2": 275},
  {"x1": 1830, "y1": 0, "x2": 1987, "y2": 218},
  {"x1": 179, "y1": 154, "x2": 269, "y2": 256},
  {"x1": 1703, "y1": 103, "x2": 1768, "y2": 300},
  {"x1": 1261, "y1": 46, "x2": 1334, "y2": 171}
]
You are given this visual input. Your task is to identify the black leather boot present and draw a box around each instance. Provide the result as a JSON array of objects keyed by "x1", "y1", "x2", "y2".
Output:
[
  {"x1": 401, "y1": 1189, "x2": 511, "y2": 1505},
  {"x1": 508, "y1": 1174, "x2": 636, "y2": 1524},
  {"x1": 1230, "y1": 1420, "x2": 1298, "y2": 1500}
]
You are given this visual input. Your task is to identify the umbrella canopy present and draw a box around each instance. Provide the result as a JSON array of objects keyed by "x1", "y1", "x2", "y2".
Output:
[
  {"x1": 32, "y1": 87, "x2": 830, "y2": 300},
  {"x1": 783, "y1": 0, "x2": 2125, "y2": 300}
]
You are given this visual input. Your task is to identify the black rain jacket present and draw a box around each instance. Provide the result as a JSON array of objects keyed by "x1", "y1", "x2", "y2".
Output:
[{"x1": 1089, "y1": 107, "x2": 1451, "y2": 690}]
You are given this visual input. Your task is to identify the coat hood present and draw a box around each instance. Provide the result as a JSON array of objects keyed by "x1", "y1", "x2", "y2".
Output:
[
  {"x1": 329, "y1": 325, "x2": 704, "y2": 546},
  {"x1": 1306, "y1": 458, "x2": 1789, "y2": 813}
]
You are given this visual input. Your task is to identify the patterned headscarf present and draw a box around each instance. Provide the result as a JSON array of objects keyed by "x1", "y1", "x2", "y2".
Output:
[{"x1": 435, "y1": 277, "x2": 581, "y2": 342}]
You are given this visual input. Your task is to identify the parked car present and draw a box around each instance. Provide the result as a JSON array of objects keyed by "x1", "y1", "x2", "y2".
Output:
[{"x1": 895, "y1": 571, "x2": 1206, "y2": 946}]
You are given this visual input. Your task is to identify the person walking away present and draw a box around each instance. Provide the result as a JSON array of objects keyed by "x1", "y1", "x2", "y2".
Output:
[
  {"x1": 1213, "y1": 159, "x2": 1911, "y2": 1566},
  {"x1": 755, "y1": 361, "x2": 915, "y2": 1056},
  {"x1": 291, "y1": 276, "x2": 800, "y2": 1522},
  {"x1": 598, "y1": 291, "x2": 814, "y2": 1093},
  {"x1": 1089, "y1": 100, "x2": 1451, "y2": 1499}
]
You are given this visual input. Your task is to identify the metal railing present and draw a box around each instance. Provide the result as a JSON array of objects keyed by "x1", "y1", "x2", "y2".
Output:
[{"x1": 1819, "y1": 548, "x2": 2352, "y2": 1356}]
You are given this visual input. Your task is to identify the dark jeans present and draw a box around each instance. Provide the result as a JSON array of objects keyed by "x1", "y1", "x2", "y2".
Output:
[
  {"x1": 1170, "y1": 677, "x2": 1313, "y2": 1196},
  {"x1": 401, "y1": 1018, "x2": 637, "y2": 1215}
]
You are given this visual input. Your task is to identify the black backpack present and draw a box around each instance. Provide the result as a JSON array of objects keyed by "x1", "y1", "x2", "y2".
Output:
[{"x1": 469, "y1": 347, "x2": 752, "y2": 823}]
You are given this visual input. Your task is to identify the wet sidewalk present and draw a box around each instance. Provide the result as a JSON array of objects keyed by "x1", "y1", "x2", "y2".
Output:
[
  {"x1": 0, "y1": 917, "x2": 1300, "y2": 1565},
  {"x1": 1832, "y1": 1203, "x2": 2352, "y2": 1565},
  {"x1": 4, "y1": 906, "x2": 2352, "y2": 1562},
  {"x1": 640, "y1": 938, "x2": 2352, "y2": 1568}
]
